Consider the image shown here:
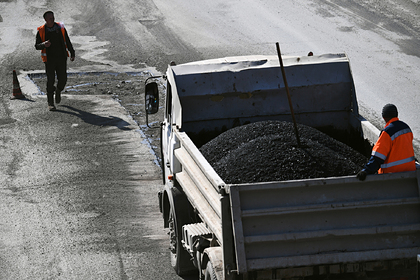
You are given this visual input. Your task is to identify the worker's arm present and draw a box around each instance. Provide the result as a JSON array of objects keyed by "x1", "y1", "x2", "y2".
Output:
[
  {"x1": 357, "y1": 131, "x2": 390, "y2": 181},
  {"x1": 357, "y1": 155, "x2": 384, "y2": 181},
  {"x1": 364, "y1": 155, "x2": 385, "y2": 174},
  {"x1": 64, "y1": 28, "x2": 75, "y2": 60},
  {"x1": 35, "y1": 31, "x2": 45, "y2": 50}
]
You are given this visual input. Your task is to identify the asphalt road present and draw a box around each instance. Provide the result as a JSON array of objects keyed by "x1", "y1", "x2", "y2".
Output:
[
  {"x1": 150, "y1": 0, "x2": 420, "y2": 155},
  {"x1": 0, "y1": 93, "x2": 183, "y2": 279},
  {"x1": 0, "y1": 0, "x2": 419, "y2": 279}
]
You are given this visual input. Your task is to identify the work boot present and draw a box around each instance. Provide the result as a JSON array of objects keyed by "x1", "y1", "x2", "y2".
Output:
[
  {"x1": 47, "y1": 92, "x2": 56, "y2": 111},
  {"x1": 55, "y1": 88, "x2": 61, "y2": 104}
]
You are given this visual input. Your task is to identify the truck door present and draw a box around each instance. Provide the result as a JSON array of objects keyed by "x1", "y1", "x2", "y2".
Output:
[{"x1": 161, "y1": 81, "x2": 173, "y2": 184}]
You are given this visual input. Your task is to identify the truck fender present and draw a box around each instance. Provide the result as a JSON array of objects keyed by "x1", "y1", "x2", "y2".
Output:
[
  {"x1": 168, "y1": 184, "x2": 197, "y2": 275},
  {"x1": 160, "y1": 181, "x2": 189, "y2": 229},
  {"x1": 159, "y1": 189, "x2": 170, "y2": 228},
  {"x1": 202, "y1": 247, "x2": 223, "y2": 280}
]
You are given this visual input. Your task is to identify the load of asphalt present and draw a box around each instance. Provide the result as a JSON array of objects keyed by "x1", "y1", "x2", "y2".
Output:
[{"x1": 199, "y1": 120, "x2": 367, "y2": 184}]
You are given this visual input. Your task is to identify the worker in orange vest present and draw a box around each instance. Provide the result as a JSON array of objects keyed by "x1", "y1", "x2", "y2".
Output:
[
  {"x1": 35, "y1": 11, "x2": 75, "y2": 111},
  {"x1": 357, "y1": 104, "x2": 416, "y2": 180}
]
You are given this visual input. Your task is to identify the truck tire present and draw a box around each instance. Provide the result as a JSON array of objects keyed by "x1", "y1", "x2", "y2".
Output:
[{"x1": 168, "y1": 186, "x2": 196, "y2": 275}]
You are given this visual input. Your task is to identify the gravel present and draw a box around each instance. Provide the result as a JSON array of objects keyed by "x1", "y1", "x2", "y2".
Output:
[{"x1": 199, "y1": 120, "x2": 367, "y2": 184}]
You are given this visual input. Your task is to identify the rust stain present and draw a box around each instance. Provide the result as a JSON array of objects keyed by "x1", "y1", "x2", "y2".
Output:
[
  {"x1": 211, "y1": 95, "x2": 224, "y2": 102},
  {"x1": 239, "y1": 92, "x2": 253, "y2": 99}
]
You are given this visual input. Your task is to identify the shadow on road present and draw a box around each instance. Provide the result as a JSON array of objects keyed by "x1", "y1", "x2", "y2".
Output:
[
  {"x1": 10, "y1": 97, "x2": 36, "y2": 102},
  {"x1": 58, "y1": 105, "x2": 132, "y2": 130}
]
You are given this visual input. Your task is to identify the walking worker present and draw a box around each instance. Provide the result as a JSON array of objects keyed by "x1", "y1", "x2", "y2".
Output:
[
  {"x1": 357, "y1": 104, "x2": 416, "y2": 180},
  {"x1": 35, "y1": 11, "x2": 75, "y2": 111}
]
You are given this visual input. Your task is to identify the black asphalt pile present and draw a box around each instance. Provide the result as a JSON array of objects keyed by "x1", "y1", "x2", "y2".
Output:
[{"x1": 199, "y1": 120, "x2": 367, "y2": 184}]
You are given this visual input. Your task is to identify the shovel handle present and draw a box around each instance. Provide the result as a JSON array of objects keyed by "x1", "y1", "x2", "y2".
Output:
[{"x1": 276, "y1": 42, "x2": 301, "y2": 147}]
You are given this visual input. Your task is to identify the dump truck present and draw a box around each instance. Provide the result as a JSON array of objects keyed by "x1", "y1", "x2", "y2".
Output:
[{"x1": 145, "y1": 53, "x2": 420, "y2": 280}]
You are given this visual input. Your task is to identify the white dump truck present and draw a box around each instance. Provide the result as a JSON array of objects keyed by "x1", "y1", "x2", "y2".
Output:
[{"x1": 145, "y1": 53, "x2": 420, "y2": 280}]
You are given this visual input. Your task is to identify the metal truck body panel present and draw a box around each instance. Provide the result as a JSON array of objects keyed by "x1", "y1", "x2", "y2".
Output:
[
  {"x1": 229, "y1": 171, "x2": 420, "y2": 273},
  {"x1": 173, "y1": 129, "x2": 223, "y2": 242},
  {"x1": 169, "y1": 54, "x2": 359, "y2": 135}
]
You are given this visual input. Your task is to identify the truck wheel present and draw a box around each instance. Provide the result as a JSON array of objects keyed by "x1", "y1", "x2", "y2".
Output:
[{"x1": 168, "y1": 187, "x2": 196, "y2": 275}]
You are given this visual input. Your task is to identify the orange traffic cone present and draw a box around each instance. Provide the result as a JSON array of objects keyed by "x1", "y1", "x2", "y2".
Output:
[{"x1": 10, "y1": 70, "x2": 25, "y2": 100}]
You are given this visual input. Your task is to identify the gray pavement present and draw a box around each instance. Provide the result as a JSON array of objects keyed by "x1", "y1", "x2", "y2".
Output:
[{"x1": 0, "y1": 89, "x2": 183, "y2": 279}]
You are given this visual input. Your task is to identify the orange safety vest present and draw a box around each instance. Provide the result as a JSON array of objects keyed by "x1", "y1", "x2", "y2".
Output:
[
  {"x1": 372, "y1": 117, "x2": 416, "y2": 174},
  {"x1": 37, "y1": 22, "x2": 69, "y2": 62}
]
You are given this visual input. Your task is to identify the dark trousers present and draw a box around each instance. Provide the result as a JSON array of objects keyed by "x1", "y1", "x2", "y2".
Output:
[{"x1": 45, "y1": 58, "x2": 67, "y2": 104}]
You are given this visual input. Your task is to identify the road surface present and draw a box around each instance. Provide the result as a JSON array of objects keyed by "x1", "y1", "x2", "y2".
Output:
[
  {"x1": 149, "y1": 0, "x2": 420, "y2": 154},
  {"x1": 0, "y1": 0, "x2": 419, "y2": 279}
]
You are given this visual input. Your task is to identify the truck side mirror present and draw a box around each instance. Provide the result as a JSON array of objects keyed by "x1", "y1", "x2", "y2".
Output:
[{"x1": 145, "y1": 82, "x2": 159, "y2": 114}]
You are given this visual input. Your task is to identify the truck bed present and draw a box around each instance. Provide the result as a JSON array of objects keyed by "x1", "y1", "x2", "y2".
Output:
[{"x1": 173, "y1": 126, "x2": 420, "y2": 277}]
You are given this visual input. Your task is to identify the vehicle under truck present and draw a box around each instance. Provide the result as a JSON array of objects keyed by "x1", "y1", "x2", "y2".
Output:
[{"x1": 145, "y1": 53, "x2": 420, "y2": 280}]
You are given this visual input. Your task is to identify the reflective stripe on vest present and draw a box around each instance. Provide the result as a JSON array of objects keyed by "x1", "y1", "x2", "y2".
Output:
[
  {"x1": 381, "y1": 156, "x2": 416, "y2": 169},
  {"x1": 372, "y1": 150, "x2": 387, "y2": 161},
  {"x1": 390, "y1": 128, "x2": 412, "y2": 141},
  {"x1": 37, "y1": 22, "x2": 69, "y2": 62}
]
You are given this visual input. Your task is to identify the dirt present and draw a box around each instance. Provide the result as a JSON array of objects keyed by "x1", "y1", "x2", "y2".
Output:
[
  {"x1": 29, "y1": 71, "x2": 165, "y2": 167},
  {"x1": 199, "y1": 120, "x2": 368, "y2": 184}
]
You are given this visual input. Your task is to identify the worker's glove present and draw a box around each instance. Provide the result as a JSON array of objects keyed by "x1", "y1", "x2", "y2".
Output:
[{"x1": 357, "y1": 170, "x2": 367, "y2": 181}]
